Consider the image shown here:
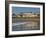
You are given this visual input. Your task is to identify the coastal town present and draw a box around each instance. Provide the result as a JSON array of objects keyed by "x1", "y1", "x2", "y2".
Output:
[
  {"x1": 12, "y1": 12, "x2": 40, "y2": 17},
  {"x1": 12, "y1": 12, "x2": 40, "y2": 31}
]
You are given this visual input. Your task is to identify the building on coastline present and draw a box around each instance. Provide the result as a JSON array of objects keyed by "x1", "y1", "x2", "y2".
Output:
[{"x1": 12, "y1": 12, "x2": 40, "y2": 17}]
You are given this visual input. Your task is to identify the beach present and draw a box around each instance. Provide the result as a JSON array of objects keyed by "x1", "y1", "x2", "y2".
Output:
[{"x1": 12, "y1": 17, "x2": 40, "y2": 31}]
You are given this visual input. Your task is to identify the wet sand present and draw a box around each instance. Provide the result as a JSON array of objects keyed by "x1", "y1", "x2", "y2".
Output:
[{"x1": 12, "y1": 17, "x2": 40, "y2": 31}]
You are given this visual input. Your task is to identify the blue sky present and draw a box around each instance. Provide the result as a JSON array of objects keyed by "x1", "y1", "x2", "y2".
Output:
[{"x1": 12, "y1": 7, "x2": 40, "y2": 14}]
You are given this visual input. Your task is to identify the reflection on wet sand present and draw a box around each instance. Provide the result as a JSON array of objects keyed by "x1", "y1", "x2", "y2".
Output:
[{"x1": 12, "y1": 18, "x2": 40, "y2": 31}]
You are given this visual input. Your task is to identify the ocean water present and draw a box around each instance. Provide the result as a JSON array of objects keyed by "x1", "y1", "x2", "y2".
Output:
[{"x1": 12, "y1": 19, "x2": 40, "y2": 31}]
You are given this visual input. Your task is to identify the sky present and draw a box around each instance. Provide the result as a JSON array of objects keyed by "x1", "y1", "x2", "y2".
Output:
[{"x1": 12, "y1": 7, "x2": 40, "y2": 14}]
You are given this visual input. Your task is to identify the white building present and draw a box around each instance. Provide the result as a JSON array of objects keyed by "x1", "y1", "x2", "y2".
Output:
[{"x1": 15, "y1": 12, "x2": 40, "y2": 17}]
